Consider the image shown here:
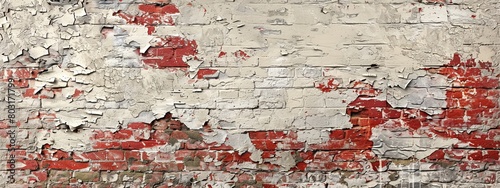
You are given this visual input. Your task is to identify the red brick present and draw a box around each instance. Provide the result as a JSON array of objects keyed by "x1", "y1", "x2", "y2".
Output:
[
  {"x1": 263, "y1": 184, "x2": 278, "y2": 188},
  {"x1": 313, "y1": 151, "x2": 336, "y2": 161},
  {"x1": 426, "y1": 150, "x2": 445, "y2": 160},
  {"x1": 367, "y1": 109, "x2": 382, "y2": 118},
  {"x1": 127, "y1": 122, "x2": 152, "y2": 129},
  {"x1": 235, "y1": 152, "x2": 253, "y2": 163},
  {"x1": 446, "y1": 109, "x2": 465, "y2": 118},
  {"x1": 464, "y1": 68, "x2": 482, "y2": 77},
  {"x1": 483, "y1": 150, "x2": 500, "y2": 162},
  {"x1": 334, "y1": 150, "x2": 374, "y2": 161},
  {"x1": 383, "y1": 109, "x2": 402, "y2": 119},
  {"x1": 298, "y1": 151, "x2": 314, "y2": 161},
  {"x1": 32, "y1": 170, "x2": 48, "y2": 182},
  {"x1": 216, "y1": 151, "x2": 237, "y2": 162},
  {"x1": 345, "y1": 128, "x2": 370, "y2": 140},
  {"x1": 237, "y1": 173, "x2": 254, "y2": 182},
  {"x1": 208, "y1": 144, "x2": 234, "y2": 150},
  {"x1": 307, "y1": 162, "x2": 363, "y2": 171},
  {"x1": 174, "y1": 150, "x2": 195, "y2": 160},
  {"x1": 129, "y1": 161, "x2": 149, "y2": 172},
  {"x1": 41, "y1": 160, "x2": 89, "y2": 170},
  {"x1": 441, "y1": 118, "x2": 466, "y2": 128},
  {"x1": 446, "y1": 89, "x2": 463, "y2": 99},
  {"x1": 76, "y1": 151, "x2": 107, "y2": 161},
  {"x1": 371, "y1": 160, "x2": 389, "y2": 172},
  {"x1": 124, "y1": 151, "x2": 141, "y2": 161},
  {"x1": 329, "y1": 130, "x2": 345, "y2": 139},
  {"x1": 478, "y1": 61, "x2": 492, "y2": 68},
  {"x1": 113, "y1": 129, "x2": 134, "y2": 140},
  {"x1": 260, "y1": 151, "x2": 276, "y2": 159},
  {"x1": 133, "y1": 130, "x2": 151, "y2": 140},
  {"x1": 251, "y1": 139, "x2": 277, "y2": 150},
  {"x1": 294, "y1": 161, "x2": 307, "y2": 171},
  {"x1": 444, "y1": 149, "x2": 466, "y2": 161},
  {"x1": 16, "y1": 160, "x2": 39, "y2": 170},
  {"x1": 121, "y1": 141, "x2": 163, "y2": 150},
  {"x1": 458, "y1": 162, "x2": 486, "y2": 171},
  {"x1": 92, "y1": 141, "x2": 121, "y2": 149},
  {"x1": 478, "y1": 98, "x2": 497, "y2": 108},
  {"x1": 106, "y1": 150, "x2": 124, "y2": 160},
  {"x1": 403, "y1": 119, "x2": 422, "y2": 130},
  {"x1": 357, "y1": 118, "x2": 370, "y2": 127},
  {"x1": 268, "y1": 131, "x2": 287, "y2": 140},
  {"x1": 248, "y1": 131, "x2": 267, "y2": 139},
  {"x1": 194, "y1": 151, "x2": 216, "y2": 160},
  {"x1": 153, "y1": 152, "x2": 174, "y2": 161},
  {"x1": 151, "y1": 131, "x2": 170, "y2": 142}
]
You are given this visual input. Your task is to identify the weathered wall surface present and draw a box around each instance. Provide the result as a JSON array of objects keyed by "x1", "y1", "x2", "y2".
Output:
[{"x1": 0, "y1": 0, "x2": 499, "y2": 187}]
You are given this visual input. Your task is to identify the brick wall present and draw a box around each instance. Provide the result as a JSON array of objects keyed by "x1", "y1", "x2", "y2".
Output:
[{"x1": 1, "y1": 0, "x2": 500, "y2": 187}]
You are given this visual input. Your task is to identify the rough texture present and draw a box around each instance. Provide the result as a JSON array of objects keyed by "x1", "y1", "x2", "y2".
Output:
[{"x1": 1, "y1": 0, "x2": 500, "y2": 187}]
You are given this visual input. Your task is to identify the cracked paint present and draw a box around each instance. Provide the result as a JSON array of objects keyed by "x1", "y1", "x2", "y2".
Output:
[{"x1": 0, "y1": 0, "x2": 499, "y2": 187}]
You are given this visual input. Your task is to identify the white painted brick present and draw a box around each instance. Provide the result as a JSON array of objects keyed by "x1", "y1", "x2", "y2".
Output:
[
  {"x1": 298, "y1": 67, "x2": 323, "y2": 78},
  {"x1": 448, "y1": 5, "x2": 483, "y2": 25},
  {"x1": 398, "y1": 4, "x2": 420, "y2": 24},
  {"x1": 267, "y1": 68, "x2": 294, "y2": 78},
  {"x1": 259, "y1": 56, "x2": 307, "y2": 67},
  {"x1": 221, "y1": 68, "x2": 240, "y2": 77},
  {"x1": 256, "y1": 89, "x2": 287, "y2": 109},
  {"x1": 219, "y1": 90, "x2": 239, "y2": 99},
  {"x1": 239, "y1": 89, "x2": 256, "y2": 98},
  {"x1": 304, "y1": 109, "x2": 351, "y2": 129},
  {"x1": 304, "y1": 95, "x2": 325, "y2": 108},
  {"x1": 420, "y1": 5, "x2": 448, "y2": 23},
  {"x1": 286, "y1": 89, "x2": 304, "y2": 108},
  {"x1": 209, "y1": 78, "x2": 255, "y2": 89},
  {"x1": 216, "y1": 99, "x2": 259, "y2": 109},
  {"x1": 255, "y1": 78, "x2": 294, "y2": 88},
  {"x1": 292, "y1": 78, "x2": 316, "y2": 88},
  {"x1": 335, "y1": 4, "x2": 379, "y2": 24}
]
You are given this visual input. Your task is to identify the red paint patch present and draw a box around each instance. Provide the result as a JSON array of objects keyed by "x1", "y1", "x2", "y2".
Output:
[
  {"x1": 371, "y1": 160, "x2": 389, "y2": 171},
  {"x1": 218, "y1": 51, "x2": 227, "y2": 58},
  {"x1": 197, "y1": 69, "x2": 218, "y2": 79},
  {"x1": 147, "y1": 26, "x2": 156, "y2": 35},
  {"x1": 234, "y1": 50, "x2": 250, "y2": 60},
  {"x1": 113, "y1": 4, "x2": 179, "y2": 26},
  {"x1": 141, "y1": 36, "x2": 198, "y2": 68},
  {"x1": 138, "y1": 4, "x2": 180, "y2": 14},
  {"x1": 113, "y1": 3, "x2": 206, "y2": 73},
  {"x1": 72, "y1": 89, "x2": 84, "y2": 98},
  {"x1": 315, "y1": 78, "x2": 340, "y2": 92}
]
